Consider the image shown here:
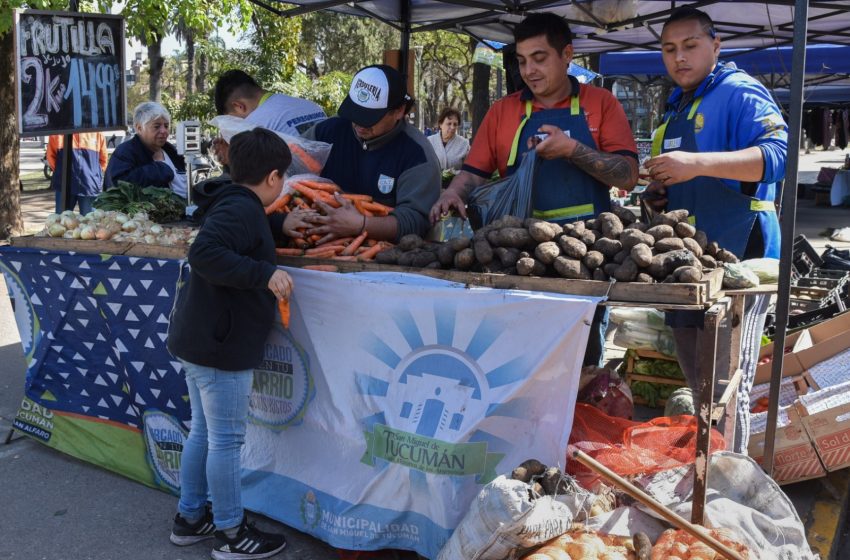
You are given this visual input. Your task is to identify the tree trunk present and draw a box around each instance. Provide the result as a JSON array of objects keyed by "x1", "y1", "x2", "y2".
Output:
[
  {"x1": 0, "y1": 29, "x2": 23, "y2": 240},
  {"x1": 147, "y1": 37, "x2": 164, "y2": 102},
  {"x1": 186, "y1": 30, "x2": 195, "y2": 95},
  {"x1": 470, "y1": 62, "x2": 491, "y2": 139},
  {"x1": 196, "y1": 52, "x2": 208, "y2": 93}
]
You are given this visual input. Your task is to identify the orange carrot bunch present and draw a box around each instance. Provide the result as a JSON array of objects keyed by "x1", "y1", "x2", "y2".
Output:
[{"x1": 266, "y1": 177, "x2": 395, "y2": 262}]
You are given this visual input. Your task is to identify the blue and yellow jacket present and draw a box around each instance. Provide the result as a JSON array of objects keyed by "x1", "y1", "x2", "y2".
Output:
[{"x1": 47, "y1": 133, "x2": 108, "y2": 197}]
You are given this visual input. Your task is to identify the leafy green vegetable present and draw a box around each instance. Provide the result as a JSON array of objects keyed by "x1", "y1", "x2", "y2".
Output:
[
  {"x1": 630, "y1": 381, "x2": 679, "y2": 407},
  {"x1": 94, "y1": 181, "x2": 186, "y2": 223}
]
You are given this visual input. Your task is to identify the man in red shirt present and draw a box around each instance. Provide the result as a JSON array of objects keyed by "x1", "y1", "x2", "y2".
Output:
[
  {"x1": 430, "y1": 12, "x2": 638, "y2": 224},
  {"x1": 430, "y1": 12, "x2": 639, "y2": 366}
]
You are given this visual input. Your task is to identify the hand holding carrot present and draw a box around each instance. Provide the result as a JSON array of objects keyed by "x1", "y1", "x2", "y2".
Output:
[
  {"x1": 267, "y1": 269, "x2": 293, "y2": 301},
  {"x1": 308, "y1": 194, "x2": 365, "y2": 245},
  {"x1": 282, "y1": 207, "x2": 320, "y2": 238}
]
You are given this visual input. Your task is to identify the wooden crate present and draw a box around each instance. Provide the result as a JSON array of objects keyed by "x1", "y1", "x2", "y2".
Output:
[{"x1": 623, "y1": 349, "x2": 687, "y2": 408}]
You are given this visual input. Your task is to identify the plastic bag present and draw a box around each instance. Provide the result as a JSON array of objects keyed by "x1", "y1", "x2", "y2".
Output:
[
  {"x1": 741, "y1": 258, "x2": 780, "y2": 283},
  {"x1": 722, "y1": 262, "x2": 760, "y2": 289},
  {"x1": 577, "y1": 368, "x2": 634, "y2": 419},
  {"x1": 426, "y1": 214, "x2": 474, "y2": 242},
  {"x1": 830, "y1": 227, "x2": 850, "y2": 242},
  {"x1": 208, "y1": 115, "x2": 332, "y2": 176},
  {"x1": 609, "y1": 307, "x2": 666, "y2": 330},
  {"x1": 466, "y1": 151, "x2": 536, "y2": 229},
  {"x1": 612, "y1": 322, "x2": 676, "y2": 356},
  {"x1": 822, "y1": 245, "x2": 850, "y2": 270}
]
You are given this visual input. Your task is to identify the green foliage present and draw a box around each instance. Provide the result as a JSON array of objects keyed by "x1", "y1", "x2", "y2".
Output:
[
  {"x1": 280, "y1": 70, "x2": 351, "y2": 117},
  {"x1": 246, "y1": 10, "x2": 301, "y2": 86},
  {"x1": 1, "y1": 0, "x2": 70, "y2": 36},
  {"x1": 298, "y1": 13, "x2": 396, "y2": 78},
  {"x1": 94, "y1": 181, "x2": 186, "y2": 223}
]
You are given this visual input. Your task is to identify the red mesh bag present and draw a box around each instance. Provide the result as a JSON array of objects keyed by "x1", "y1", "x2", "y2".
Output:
[{"x1": 567, "y1": 403, "x2": 726, "y2": 489}]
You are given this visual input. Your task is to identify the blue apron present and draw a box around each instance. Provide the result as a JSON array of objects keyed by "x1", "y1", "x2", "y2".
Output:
[
  {"x1": 506, "y1": 98, "x2": 610, "y2": 224},
  {"x1": 651, "y1": 98, "x2": 780, "y2": 258}
]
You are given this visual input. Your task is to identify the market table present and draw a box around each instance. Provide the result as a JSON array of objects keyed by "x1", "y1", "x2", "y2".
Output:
[{"x1": 1, "y1": 235, "x2": 740, "y2": 554}]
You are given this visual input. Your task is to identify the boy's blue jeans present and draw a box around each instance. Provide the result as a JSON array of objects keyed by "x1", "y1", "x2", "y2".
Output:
[
  {"x1": 178, "y1": 360, "x2": 253, "y2": 531},
  {"x1": 54, "y1": 190, "x2": 95, "y2": 215}
]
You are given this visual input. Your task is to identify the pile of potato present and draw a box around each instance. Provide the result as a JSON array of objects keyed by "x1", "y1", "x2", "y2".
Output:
[{"x1": 377, "y1": 208, "x2": 739, "y2": 284}]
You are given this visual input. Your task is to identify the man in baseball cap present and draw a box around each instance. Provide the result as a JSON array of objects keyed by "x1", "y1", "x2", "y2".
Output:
[{"x1": 302, "y1": 65, "x2": 440, "y2": 243}]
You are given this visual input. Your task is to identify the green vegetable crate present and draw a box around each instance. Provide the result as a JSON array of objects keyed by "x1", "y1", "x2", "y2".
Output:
[{"x1": 624, "y1": 349, "x2": 687, "y2": 408}]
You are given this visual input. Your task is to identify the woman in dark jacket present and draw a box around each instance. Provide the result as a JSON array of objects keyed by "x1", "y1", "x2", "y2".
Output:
[{"x1": 104, "y1": 102, "x2": 187, "y2": 196}]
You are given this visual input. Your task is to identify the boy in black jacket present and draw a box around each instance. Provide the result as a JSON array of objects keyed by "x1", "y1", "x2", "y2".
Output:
[{"x1": 167, "y1": 128, "x2": 312, "y2": 560}]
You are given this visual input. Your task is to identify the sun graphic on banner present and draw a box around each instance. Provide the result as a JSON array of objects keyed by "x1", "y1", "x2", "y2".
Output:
[{"x1": 356, "y1": 302, "x2": 530, "y2": 483}]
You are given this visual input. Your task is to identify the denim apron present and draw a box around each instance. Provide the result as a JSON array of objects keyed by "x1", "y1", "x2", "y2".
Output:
[
  {"x1": 506, "y1": 98, "x2": 611, "y2": 224},
  {"x1": 651, "y1": 98, "x2": 780, "y2": 258}
]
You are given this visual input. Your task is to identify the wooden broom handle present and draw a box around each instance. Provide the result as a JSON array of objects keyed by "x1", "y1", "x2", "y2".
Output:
[{"x1": 571, "y1": 449, "x2": 745, "y2": 560}]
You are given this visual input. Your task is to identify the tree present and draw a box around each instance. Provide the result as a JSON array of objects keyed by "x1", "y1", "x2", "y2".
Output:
[
  {"x1": 414, "y1": 31, "x2": 474, "y2": 127},
  {"x1": 298, "y1": 13, "x2": 396, "y2": 79},
  {"x1": 0, "y1": 0, "x2": 74, "y2": 239}
]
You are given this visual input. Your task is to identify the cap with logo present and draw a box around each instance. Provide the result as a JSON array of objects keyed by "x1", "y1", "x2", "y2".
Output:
[{"x1": 338, "y1": 65, "x2": 411, "y2": 128}]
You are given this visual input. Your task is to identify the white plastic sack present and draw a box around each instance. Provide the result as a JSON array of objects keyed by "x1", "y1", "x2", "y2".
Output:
[
  {"x1": 742, "y1": 258, "x2": 780, "y2": 284},
  {"x1": 208, "y1": 115, "x2": 332, "y2": 176},
  {"x1": 722, "y1": 262, "x2": 760, "y2": 289},
  {"x1": 633, "y1": 451, "x2": 816, "y2": 560},
  {"x1": 609, "y1": 307, "x2": 667, "y2": 330},
  {"x1": 830, "y1": 226, "x2": 850, "y2": 242},
  {"x1": 612, "y1": 321, "x2": 676, "y2": 356},
  {"x1": 437, "y1": 475, "x2": 574, "y2": 560}
]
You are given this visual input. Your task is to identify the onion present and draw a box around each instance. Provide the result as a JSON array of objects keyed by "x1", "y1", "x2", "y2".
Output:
[
  {"x1": 69, "y1": 227, "x2": 82, "y2": 239},
  {"x1": 149, "y1": 224, "x2": 163, "y2": 235},
  {"x1": 48, "y1": 224, "x2": 67, "y2": 237},
  {"x1": 114, "y1": 213, "x2": 129, "y2": 224},
  {"x1": 80, "y1": 226, "x2": 96, "y2": 240},
  {"x1": 46, "y1": 213, "x2": 60, "y2": 225},
  {"x1": 95, "y1": 228, "x2": 111, "y2": 240},
  {"x1": 60, "y1": 215, "x2": 79, "y2": 229},
  {"x1": 122, "y1": 220, "x2": 138, "y2": 232},
  {"x1": 60, "y1": 210, "x2": 76, "y2": 218},
  {"x1": 143, "y1": 234, "x2": 156, "y2": 244},
  {"x1": 90, "y1": 209, "x2": 104, "y2": 220},
  {"x1": 133, "y1": 212, "x2": 148, "y2": 222}
]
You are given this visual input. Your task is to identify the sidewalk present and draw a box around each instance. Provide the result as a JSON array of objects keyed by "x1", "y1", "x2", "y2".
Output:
[{"x1": 4, "y1": 149, "x2": 850, "y2": 560}]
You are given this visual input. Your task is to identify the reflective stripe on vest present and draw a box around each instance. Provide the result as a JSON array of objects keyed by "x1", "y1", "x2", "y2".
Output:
[
  {"x1": 532, "y1": 203, "x2": 595, "y2": 221},
  {"x1": 507, "y1": 97, "x2": 581, "y2": 167}
]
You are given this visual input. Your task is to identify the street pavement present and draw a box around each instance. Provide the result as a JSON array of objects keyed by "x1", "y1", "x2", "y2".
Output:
[{"x1": 3, "y1": 145, "x2": 850, "y2": 559}]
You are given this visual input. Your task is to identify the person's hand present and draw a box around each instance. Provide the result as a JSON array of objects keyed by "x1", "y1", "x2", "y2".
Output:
[
  {"x1": 430, "y1": 189, "x2": 467, "y2": 223},
  {"x1": 308, "y1": 194, "x2": 365, "y2": 244},
  {"x1": 645, "y1": 151, "x2": 700, "y2": 186},
  {"x1": 529, "y1": 124, "x2": 578, "y2": 160},
  {"x1": 212, "y1": 137, "x2": 230, "y2": 166},
  {"x1": 152, "y1": 149, "x2": 165, "y2": 162},
  {"x1": 642, "y1": 181, "x2": 668, "y2": 211},
  {"x1": 267, "y1": 269, "x2": 293, "y2": 300},
  {"x1": 282, "y1": 207, "x2": 320, "y2": 238}
]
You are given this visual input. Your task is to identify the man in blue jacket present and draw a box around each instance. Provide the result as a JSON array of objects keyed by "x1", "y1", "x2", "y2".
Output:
[{"x1": 645, "y1": 7, "x2": 788, "y2": 453}]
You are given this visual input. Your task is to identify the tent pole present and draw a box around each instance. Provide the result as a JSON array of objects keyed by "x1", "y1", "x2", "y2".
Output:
[
  {"x1": 763, "y1": 0, "x2": 808, "y2": 476},
  {"x1": 400, "y1": 0, "x2": 411, "y2": 80}
]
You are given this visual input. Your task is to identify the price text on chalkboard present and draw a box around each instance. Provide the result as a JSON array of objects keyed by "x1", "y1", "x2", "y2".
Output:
[{"x1": 15, "y1": 10, "x2": 126, "y2": 136}]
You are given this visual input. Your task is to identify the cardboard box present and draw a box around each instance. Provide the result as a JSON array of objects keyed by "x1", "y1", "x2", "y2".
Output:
[
  {"x1": 798, "y1": 380, "x2": 850, "y2": 472},
  {"x1": 796, "y1": 333, "x2": 850, "y2": 390},
  {"x1": 748, "y1": 404, "x2": 827, "y2": 484}
]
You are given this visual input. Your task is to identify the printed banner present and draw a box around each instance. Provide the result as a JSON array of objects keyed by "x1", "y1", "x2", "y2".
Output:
[{"x1": 241, "y1": 270, "x2": 599, "y2": 558}]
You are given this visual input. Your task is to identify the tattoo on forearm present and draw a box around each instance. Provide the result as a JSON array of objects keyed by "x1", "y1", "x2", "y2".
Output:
[{"x1": 569, "y1": 143, "x2": 636, "y2": 187}]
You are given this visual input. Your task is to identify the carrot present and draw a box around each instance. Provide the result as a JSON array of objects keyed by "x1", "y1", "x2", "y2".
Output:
[
  {"x1": 305, "y1": 249, "x2": 338, "y2": 259},
  {"x1": 299, "y1": 179, "x2": 340, "y2": 193},
  {"x1": 331, "y1": 255, "x2": 359, "y2": 261},
  {"x1": 340, "y1": 193, "x2": 373, "y2": 202},
  {"x1": 312, "y1": 237, "x2": 353, "y2": 248},
  {"x1": 341, "y1": 230, "x2": 369, "y2": 256},
  {"x1": 360, "y1": 201, "x2": 393, "y2": 215},
  {"x1": 293, "y1": 197, "x2": 311, "y2": 210},
  {"x1": 308, "y1": 234, "x2": 322, "y2": 244},
  {"x1": 290, "y1": 183, "x2": 323, "y2": 203},
  {"x1": 292, "y1": 238, "x2": 310, "y2": 249},
  {"x1": 357, "y1": 243, "x2": 385, "y2": 261},
  {"x1": 264, "y1": 193, "x2": 292, "y2": 215},
  {"x1": 288, "y1": 143, "x2": 323, "y2": 174},
  {"x1": 303, "y1": 265, "x2": 339, "y2": 272},
  {"x1": 278, "y1": 298, "x2": 290, "y2": 329},
  {"x1": 314, "y1": 191, "x2": 342, "y2": 208},
  {"x1": 306, "y1": 245, "x2": 344, "y2": 256},
  {"x1": 275, "y1": 248, "x2": 305, "y2": 256}
]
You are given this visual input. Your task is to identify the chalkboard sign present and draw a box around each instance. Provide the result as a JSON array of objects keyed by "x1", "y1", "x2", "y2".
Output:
[{"x1": 15, "y1": 10, "x2": 126, "y2": 136}]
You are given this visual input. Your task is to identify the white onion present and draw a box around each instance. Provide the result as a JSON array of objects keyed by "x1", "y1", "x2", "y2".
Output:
[{"x1": 48, "y1": 224, "x2": 67, "y2": 237}]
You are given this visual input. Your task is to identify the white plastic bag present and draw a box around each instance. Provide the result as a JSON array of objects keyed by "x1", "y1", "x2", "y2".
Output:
[
  {"x1": 741, "y1": 258, "x2": 780, "y2": 284},
  {"x1": 208, "y1": 115, "x2": 332, "y2": 176},
  {"x1": 437, "y1": 475, "x2": 574, "y2": 560},
  {"x1": 830, "y1": 226, "x2": 850, "y2": 242}
]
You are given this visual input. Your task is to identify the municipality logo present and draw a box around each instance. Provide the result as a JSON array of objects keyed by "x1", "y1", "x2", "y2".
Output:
[
  {"x1": 249, "y1": 328, "x2": 314, "y2": 430},
  {"x1": 357, "y1": 304, "x2": 526, "y2": 484},
  {"x1": 300, "y1": 490, "x2": 322, "y2": 529},
  {"x1": 143, "y1": 410, "x2": 188, "y2": 494},
  {"x1": 0, "y1": 261, "x2": 39, "y2": 363}
]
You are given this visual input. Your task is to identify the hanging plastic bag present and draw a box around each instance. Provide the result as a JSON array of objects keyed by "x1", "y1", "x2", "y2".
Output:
[
  {"x1": 466, "y1": 151, "x2": 537, "y2": 229},
  {"x1": 208, "y1": 115, "x2": 332, "y2": 176}
]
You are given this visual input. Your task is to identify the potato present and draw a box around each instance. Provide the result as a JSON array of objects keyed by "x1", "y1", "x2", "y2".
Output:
[
  {"x1": 493, "y1": 215, "x2": 524, "y2": 229},
  {"x1": 424, "y1": 260, "x2": 442, "y2": 269},
  {"x1": 611, "y1": 205, "x2": 637, "y2": 225},
  {"x1": 716, "y1": 248, "x2": 740, "y2": 263},
  {"x1": 436, "y1": 244, "x2": 456, "y2": 267},
  {"x1": 648, "y1": 249, "x2": 702, "y2": 278},
  {"x1": 529, "y1": 482, "x2": 545, "y2": 499},
  {"x1": 699, "y1": 254, "x2": 717, "y2": 269},
  {"x1": 454, "y1": 248, "x2": 475, "y2": 270},
  {"x1": 583, "y1": 250, "x2": 605, "y2": 270},
  {"x1": 528, "y1": 220, "x2": 561, "y2": 243},
  {"x1": 674, "y1": 266, "x2": 703, "y2": 283},
  {"x1": 565, "y1": 220, "x2": 587, "y2": 238},
  {"x1": 650, "y1": 212, "x2": 679, "y2": 227},
  {"x1": 539, "y1": 467, "x2": 568, "y2": 496},
  {"x1": 620, "y1": 229, "x2": 655, "y2": 250},
  {"x1": 674, "y1": 221, "x2": 696, "y2": 238},
  {"x1": 473, "y1": 238, "x2": 494, "y2": 264},
  {"x1": 497, "y1": 227, "x2": 534, "y2": 249},
  {"x1": 580, "y1": 230, "x2": 598, "y2": 246},
  {"x1": 693, "y1": 230, "x2": 709, "y2": 250},
  {"x1": 625, "y1": 221, "x2": 648, "y2": 232},
  {"x1": 603, "y1": 263, "x2": 620, "y2": 277},
  {"x1": 636, "y1": 272, "x2": 655, "y2": 283},
  {"x1": 612, "y1": 249, "x2": 629, "y2": 264},
  {"x1": 511, "y1": 466, "x2": 531, "y2": 483},
  {"x1": 646, "y1": 224, "x2": 675, "y2": 241},
  {"x1": 593, "y1": 268, "x2": 609, "y2": 281},
  {"x1": 375, "y1": 247, "x2": 402, "y2": 265},
  {"x1": 682, "y1": 237, "x2": 703, "y2": 257},
  {"x1": 597, "y1": 212, "x2": 624, "y2": 239},
  {"x1": 449, "y1": 236, "x2": 472, "y2": 251},
  {"x1": 516, "y1": 257, "x2": 546, "y2": 276},
  {"x1": 519, "y1": 458, "x2": 547, "y2": 477},
  {"x1": 585, "y1": 218, "x2": 597, "y2": 231},
  {"x1": 611, "y1": 256, "x2": 639, "y2": 282},
  {"x1": 398, "y1": 233, "x2": 424, "y2": 251},
  {"x1": 593, "y1": 237, "x2": 622, "y2": 258},
  {"x1": 558, "y1": 235, "x2": 588, "y2": 259},
  {"x1": 631, "y1": 243, "x2": 653, "y2": 267},
  {"x1": 535, "y1": 241, "x2": 561, "y2": 264},
  {"x1": 654, "y1": 237, "x2": 686, "y2": 253},
  {"x1": 397, "y1": 249, "x2": 419, "y2": 267},
  {"x1": 705, "y1": 241, "x2": 720, "y2": 257},
  {"x1": 554, "y1": 257, "x2": 592, "y2": 279},
  {"x1": 667, "y1": 209, "x2": 690, "y2": 223},
  {"x1": 486, "y1": 229, "x2": 501, "y2": 246},
  {"x1": 494, "y1": 247, "x2": 521, "y2": 268}
]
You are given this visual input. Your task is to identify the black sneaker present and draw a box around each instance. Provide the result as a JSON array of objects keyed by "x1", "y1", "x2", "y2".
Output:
[
  {"x1": 170, "y1": 505, "x2": 216, "y2": 546},
  {"x1": 212, "y1": 515, "x2": 286, "y2": 560}
]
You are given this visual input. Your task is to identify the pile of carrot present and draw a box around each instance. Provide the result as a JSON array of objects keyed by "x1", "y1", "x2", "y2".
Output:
[{"x1": 266, "y1": 178, "x2": 395, "y2": 262}]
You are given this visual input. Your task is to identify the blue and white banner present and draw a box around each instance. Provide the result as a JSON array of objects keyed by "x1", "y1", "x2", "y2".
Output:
[{"x1": 241, "y1": 269, "x2": 599, "y2": 558}]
